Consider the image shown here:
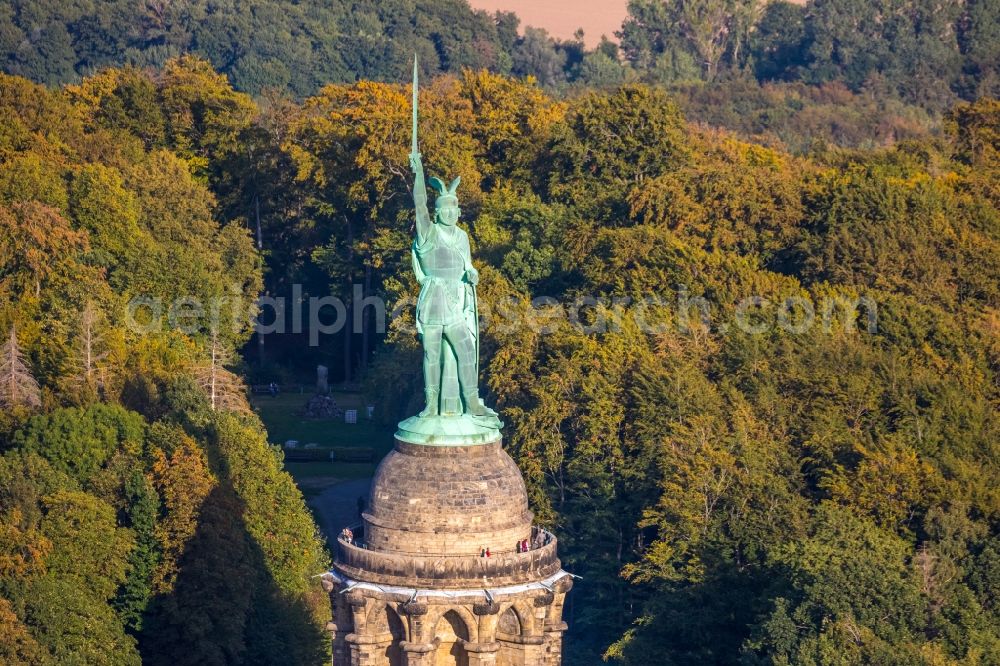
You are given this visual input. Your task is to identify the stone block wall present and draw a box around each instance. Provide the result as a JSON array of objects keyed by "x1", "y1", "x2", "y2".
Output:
[
  {"x1": 326, "y1": 432, "x2": 571, "y2": 665},
  {"x1": 323, "y1": 575, "x2": 573, "y2": 666},
  {"x1": 364, "y1": 440, "x2": 533, "y2": 557}
]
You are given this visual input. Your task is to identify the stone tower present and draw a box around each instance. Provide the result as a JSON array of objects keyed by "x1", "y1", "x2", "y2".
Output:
[{"x1": 321, "y1": 429, "x2": 573, "y2": 666}]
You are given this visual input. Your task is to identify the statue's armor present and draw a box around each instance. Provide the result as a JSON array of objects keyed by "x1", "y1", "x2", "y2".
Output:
[{"x1": 413, "y1": 224, "x2": 472, "y2": 332}]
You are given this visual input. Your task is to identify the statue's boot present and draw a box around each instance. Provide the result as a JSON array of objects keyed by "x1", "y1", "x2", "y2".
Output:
[
  {"x1": 419, "y1": 389, "x2": 439, "y2": 417},
  {"x1": 463, "y1": 391, "x2": 499, "y2": 420}
]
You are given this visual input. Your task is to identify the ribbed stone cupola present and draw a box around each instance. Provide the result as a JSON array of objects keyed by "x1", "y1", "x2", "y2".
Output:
[{"x1": 364, "y1": 440, "x2": 533, "y2": 557}]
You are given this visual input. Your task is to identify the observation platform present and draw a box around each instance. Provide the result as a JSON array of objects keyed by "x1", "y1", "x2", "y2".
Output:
[{"x1": 334, "y1": 525, "x2": 561, "y2": 588}]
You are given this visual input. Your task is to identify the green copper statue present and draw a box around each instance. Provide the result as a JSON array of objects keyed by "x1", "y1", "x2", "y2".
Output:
[{"x1": 404, "y1": 56, "x2": 501, "y2": 437}]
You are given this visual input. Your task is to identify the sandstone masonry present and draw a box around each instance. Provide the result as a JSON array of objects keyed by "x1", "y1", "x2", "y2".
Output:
[{"x1": 322, "y1": 437, "x2": 572, "y2": 666}]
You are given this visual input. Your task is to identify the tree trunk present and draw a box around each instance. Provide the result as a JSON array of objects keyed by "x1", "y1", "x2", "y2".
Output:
[
  {"x1": 361, "y1": 263, "x2": 372, "y2": 373},
  {"x1": 254, "y1": 193, "x2": 263, "y2": 250},
  {"x1": 255, "y1": 195, "x2": 266, "y2": 366},
  {"x1": 343, "y1": 217, "x2": 354, "y2": 385}
]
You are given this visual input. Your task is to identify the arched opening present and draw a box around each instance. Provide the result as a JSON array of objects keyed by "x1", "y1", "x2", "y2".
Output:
[
  {"x1": 434, "y1": 610, "x2": 470, "y2": 666},
  {"x1": 384, "y1": 605, "x2": 405, "y2": 666},
  {"x1": 496, "y1": 607, "x2": 523, "y2": 666},
  {"x1": 367, "y1": 604, "x2": 406, "y2": 666},
  {"x1": 497, "y1": 607, "x2": 521, "y2": 638}
]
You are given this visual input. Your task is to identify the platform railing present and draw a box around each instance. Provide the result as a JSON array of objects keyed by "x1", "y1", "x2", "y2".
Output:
[{"x1": 334, "y1": 525, "x2": 561, "y2": 586}]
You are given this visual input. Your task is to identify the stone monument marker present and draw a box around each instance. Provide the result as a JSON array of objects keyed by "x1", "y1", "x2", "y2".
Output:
[{"x1": 317, "y1": 364, "x2": 329, "y2": 394}]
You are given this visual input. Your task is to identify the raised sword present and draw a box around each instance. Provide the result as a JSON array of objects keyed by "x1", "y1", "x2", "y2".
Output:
[{"x1": 410, "y1": 55, "x2": 419, "y2": 160}]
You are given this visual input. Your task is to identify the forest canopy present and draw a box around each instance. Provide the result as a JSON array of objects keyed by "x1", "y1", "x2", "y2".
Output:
[
  {"x1": 0, "y1": 1, "x2": 999, "y2": 664},
  {"x1": 2, "y1": 0, "x2": 997, "y2": 115},
  {"x1": 0, "y1": 62, "x2": 329, "y2": 664}
]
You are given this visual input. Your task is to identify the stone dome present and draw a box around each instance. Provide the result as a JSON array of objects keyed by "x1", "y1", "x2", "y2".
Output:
[{"x1": 362, "y1": 439, "x2": 533, "y2": 557}]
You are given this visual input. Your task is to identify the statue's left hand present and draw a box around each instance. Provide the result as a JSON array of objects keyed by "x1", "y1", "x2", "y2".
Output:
[
  {"x1": 409, "y1": 152, "x2": 423, "y2": 174},
  {"x1": 465, "y1": 266, "x2": 479, "y2": 286}
]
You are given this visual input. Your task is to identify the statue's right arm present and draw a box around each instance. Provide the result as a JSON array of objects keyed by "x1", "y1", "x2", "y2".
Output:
[{"x1": 410, "y1": 152, "x2": 431, "y2": 244}]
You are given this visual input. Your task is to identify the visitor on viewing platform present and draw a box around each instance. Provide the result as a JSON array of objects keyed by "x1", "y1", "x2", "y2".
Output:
[{"x1": 341, "y1": 528, "x2": 353, "y2": 544}]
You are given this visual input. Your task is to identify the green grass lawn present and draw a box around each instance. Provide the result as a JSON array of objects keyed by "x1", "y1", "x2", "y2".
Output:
[
  {"x1": 252, "y1": 392, "x2": 392, "y2": 449},
  {"x1": 252, "y1": 391, "x2": 393, "y2": 492}
]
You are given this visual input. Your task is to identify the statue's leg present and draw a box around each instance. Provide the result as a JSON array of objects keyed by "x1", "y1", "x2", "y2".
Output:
[
  {"x1": 443, "y1": 322, "x2": 497, "y2": 418},
  {"x1": 420, "y1": 325, "x2": 443, "y2": 417},
  {"x1": 439, "y1": 342, "x2": 461, "y2": 415}
]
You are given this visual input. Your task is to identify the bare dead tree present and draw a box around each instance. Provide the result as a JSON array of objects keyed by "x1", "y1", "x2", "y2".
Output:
[
  {"x1": 65, "y1": 301, "x2": 109, "y2": 399},
  {"x1": 195, "y1": 329, "x2": 251, "y2": 414},
  {"x1": 0, "y1": 326, "x2": 41, "y2": 409}
]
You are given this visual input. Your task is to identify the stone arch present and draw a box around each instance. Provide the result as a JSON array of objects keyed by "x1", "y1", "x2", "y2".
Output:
[
  {"x1": 366, "y1": 603, "x2": 406, "y2": 635},
  {"x1": 496, "y1": 606, "x2": 522, "y2": 638},
  {"x1": 365, "y1": 603, "x2": 406, "y2": 666},
  {"x1": 433, "y1": 609, "x2": 471, "y2": 666},
  {"x1": 384, "y1": 606, "x2": 406, "y2": 666},
  {"x1": 509, "y1": 599, "x2": 536, "y2": 636},
  {"x1": 495, "y1": 602, "x2": 533, "y2": 666},
  {"x1": 496, "y1": 601, "x2": 535, "y2": 666},
  {"x1": 424, "y1": 604, "x2": 479, "y2": 644}
]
